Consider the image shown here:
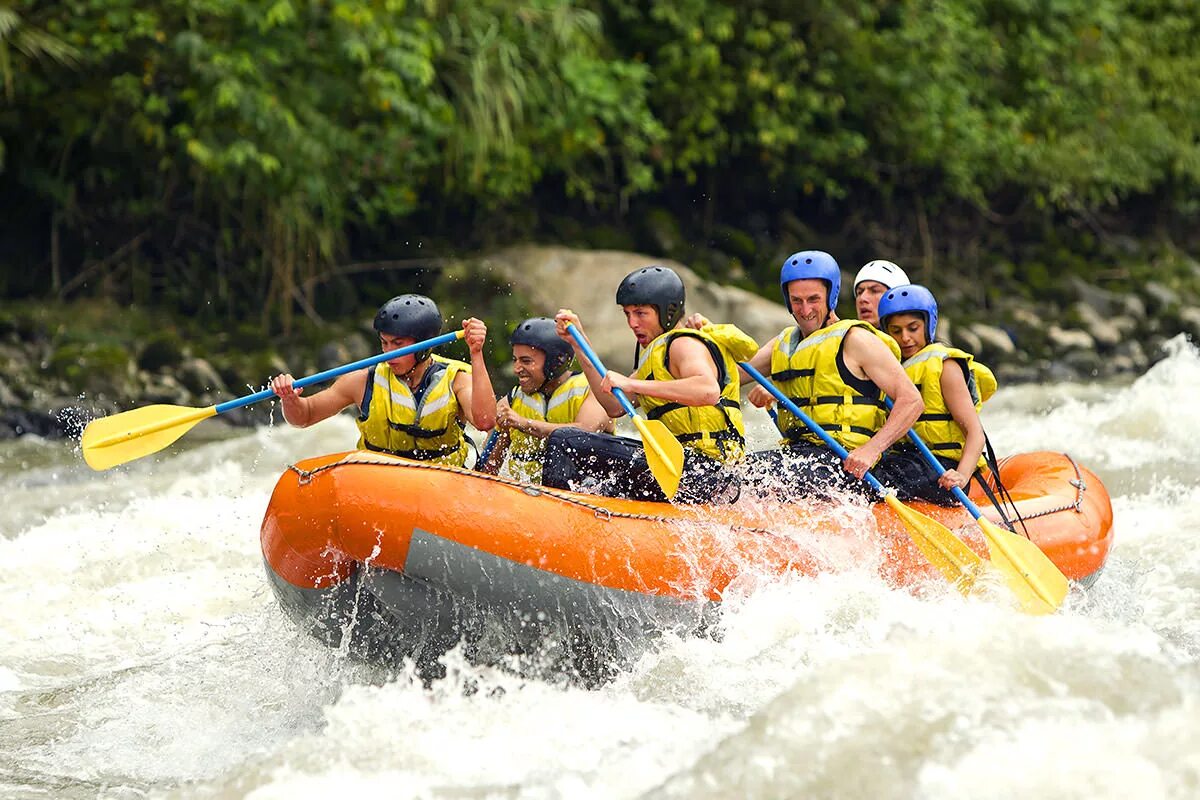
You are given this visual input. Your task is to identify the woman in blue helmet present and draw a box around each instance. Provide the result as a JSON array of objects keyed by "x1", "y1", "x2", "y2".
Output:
[
  {"x1": 479, "y1": 317, "x2": 614, "y2": 482},
  {"x1": 878, "y1": 284, "x2": 998, "y2": 505},
  {"x1": 738, "y1": 250, "x2": 927, "y2": 501},
  {"x1": 543, "y1": 265, "x2": 759, "y2": 503}
]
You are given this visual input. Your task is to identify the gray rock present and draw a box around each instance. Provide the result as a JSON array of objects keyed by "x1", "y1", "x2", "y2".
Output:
[
  {"x1": 1062, "y1": 348, "x2": 1103, "y2": 377},
  {"x1": 1070, "y1": 302, "x2": 1121, "y2": 350},
  {"x1": 1009, "y1": 306, "x2": 1043, "y2": 330},
  {"x1": 1179, "y1": 308, "x2": 1200, "y2": 340},
  {"x1": 1121, "y1": 294, "x2": 1147, "y2": 322},
  {"x1": 1143, "y1": 282, "x2": 1178, "y2": 312},
  {"x1": 1046, "y1": 325, "x2": 1094, "y2": 352},
  {"x1": 178, "y1": 357, "x2": 229, "y2": 396},
  {"x1": 141, "y1": 373, "x2": 191, "y2": 405},
  {"x1": 993, "y1": 362, "x2": 1040, "y2": 384},
  {"x1": 1041, "y1": 360, "x2": 1080, "y2": 382},
  {"x1": 966, "y1": 323, "x2": 1015, "y2": 356},
  {"x1": 317, "y1": 337, "x2": 373, "y2": 373},
  {"x1": 1109, "y1": 355, "x2": 1135, "y2": 374},
  {"x1": 1114, "y1": 339, "x2": 1150, "y2": 371},
  {"x1": 1111, "y1": 315, "x2": 1138, "y2": 337},
  {"x1": 950, "y1": 325, "x2": 982, "y2": 355},
  {"x1": 1068, "y1": 276, "x2": 1121, "y2": 316},
  {"x1": 0, "y1": 377, "x2": 20, "y2": 409},
  {"x1": 479, "y1": 246, "x2": 796, "y2": 370}
]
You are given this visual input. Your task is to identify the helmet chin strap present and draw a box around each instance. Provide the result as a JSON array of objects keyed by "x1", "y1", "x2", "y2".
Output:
[{"x1": 399, "y1": 351, "x2": 431, "y2": 384}]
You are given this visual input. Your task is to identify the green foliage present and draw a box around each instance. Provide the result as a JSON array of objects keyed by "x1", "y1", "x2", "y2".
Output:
[
  {"x1": 2, "y1": 0, "x2": 662, "y2": 328},
  {"x1": 1, "y1": 0, "x2": 1197, "y2": 329}
]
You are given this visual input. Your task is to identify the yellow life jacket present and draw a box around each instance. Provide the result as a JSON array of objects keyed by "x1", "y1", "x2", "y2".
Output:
[
  {"x1": 902, "y1": 343, "x2": 997, "y2": 465},
  {"x1": 506, "y1": 372, "x2": 593, "y2": 483},
  {"x1": 355, "y1": 355, "x2": 470, "y2": 466},
  {"x1": 633, "y1": 325, "x2": 750, "y2": 463},
  {"x1": 769, "y1": 318, "x2": 902, "y2": 450}
]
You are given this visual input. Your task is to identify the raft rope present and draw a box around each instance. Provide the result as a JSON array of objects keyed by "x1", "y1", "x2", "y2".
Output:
[
  {"x1": 286, "y1": 453, "x2": 775, "y2": 532},
  {"x1": 977, "y1": 452, "x2": 1088, "y2": 546},
  {"x1": 285, "y1": 450, "x2": 1088, "y2": 540}
]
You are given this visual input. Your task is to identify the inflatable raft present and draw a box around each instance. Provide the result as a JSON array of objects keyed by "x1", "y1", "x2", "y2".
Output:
[{"x1": 260, "y1": 450, "x2": 1113, "y2": 678}]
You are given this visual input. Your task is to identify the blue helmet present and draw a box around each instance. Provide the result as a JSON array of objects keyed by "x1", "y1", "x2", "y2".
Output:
[
  {"x1": 878, "y1": 284, "x2": 939, "y2": 342},
  {"x1": 779, "y1": 251, "x2": 841, "y2": 312}
]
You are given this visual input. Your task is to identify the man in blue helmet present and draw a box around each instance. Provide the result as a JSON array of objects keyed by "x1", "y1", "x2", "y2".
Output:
[
  {"x1": 542, "y1": 265, "x2": 759, "y2": 503},
  {"x1": 479, "y1": 317, "x2": 614, "y2": 482},
  {"x1": 740, "y1": 251, "x2": 926, "y2": 500},
  {"x1": 269, "y1": 295, "x2": 497, "y2": 465}
]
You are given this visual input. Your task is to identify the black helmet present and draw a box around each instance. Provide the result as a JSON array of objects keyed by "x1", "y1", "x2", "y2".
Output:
[
  {"x1": 373, "y1": 294, "x2": 442, "y2": 361},
  {"x1": 615, "y1": 266, "x2": 685, "y2": 331},
  {"x1": 510, "y1": 317, "x2": 573, "y2": 385}
]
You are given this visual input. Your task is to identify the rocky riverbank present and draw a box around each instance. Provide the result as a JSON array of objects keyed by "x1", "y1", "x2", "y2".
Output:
[{"x1": 3, "y1": 245, "x2": 1198, "y2": 441}]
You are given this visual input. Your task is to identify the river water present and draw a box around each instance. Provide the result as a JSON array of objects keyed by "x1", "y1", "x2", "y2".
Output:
[{"x1": 2, "y1": 336, "x2": 1198, "y2": 799}]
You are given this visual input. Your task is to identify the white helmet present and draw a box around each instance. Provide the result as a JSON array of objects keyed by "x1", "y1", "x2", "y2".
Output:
[{"x1": 854, "y1": 260, "x2": 910, "y2": 292}]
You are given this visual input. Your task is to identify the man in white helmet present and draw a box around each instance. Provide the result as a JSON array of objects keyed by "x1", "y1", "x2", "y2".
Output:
[{"x1": 853, "y1": 260, "x2": 910, "y2": 328}]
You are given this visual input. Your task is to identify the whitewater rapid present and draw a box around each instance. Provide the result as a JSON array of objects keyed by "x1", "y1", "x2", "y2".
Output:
[{"x1": 2, "y1": 337, "x2": 1198, "y2": 799}]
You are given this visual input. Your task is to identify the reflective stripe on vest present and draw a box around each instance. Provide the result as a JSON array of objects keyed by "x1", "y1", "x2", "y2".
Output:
[
  {"x1": 506, "y1": 373, "x2": 592, "y2": 483},
  {"x1": 355, "y1": 356, "x2": 470, "y2": 466},
  {"x1": 901, "y1": 343, "x2": 996, "y2": 465},
  {"x1": 769, "y1": 318, "x2": 902, "y2": 450},
  {"x1": 633, "y1": 326, "x2": 747, "y2": 463}
]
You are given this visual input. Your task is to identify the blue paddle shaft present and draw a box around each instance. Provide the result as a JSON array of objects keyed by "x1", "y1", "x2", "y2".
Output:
[
  {"x1": 565, "y1": 324, "x2": 638, "y2": 418},
  {"x1": 882, "y1": 397, "x2": 981, "y2": 519},
  {"x1": 740, "y1": 361, "x2": 886, "y2": 494},
  {"x1": 477, "y1": 430, "x2": 500, "y2": 467},
  {"x1": 213, "y1": 330, "x2": 463, "y2": 415}
]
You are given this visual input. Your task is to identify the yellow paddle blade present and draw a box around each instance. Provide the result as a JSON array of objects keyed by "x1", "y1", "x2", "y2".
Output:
[
  {"x1": 632, "y1": 417, "x2": 684, "y2": 500},
  {"x1": 82, "y1": 404, "x2": 218, "y2": 471},
  {"x1": 977, "y1": 517, "x2": 1069, "y2": 615},
  {"x1": 883, "y1": 494, "x2": 983, "y2": 595}
]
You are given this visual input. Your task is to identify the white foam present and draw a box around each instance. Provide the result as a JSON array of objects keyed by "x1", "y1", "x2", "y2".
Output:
[{"x1": 2, "y1": 355, "x2": 1199, "y2": 797}]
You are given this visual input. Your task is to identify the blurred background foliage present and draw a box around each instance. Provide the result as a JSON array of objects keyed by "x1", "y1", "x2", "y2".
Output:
[{"x1": 1, "y1": 0, "x2": 1197, "y2": 331}]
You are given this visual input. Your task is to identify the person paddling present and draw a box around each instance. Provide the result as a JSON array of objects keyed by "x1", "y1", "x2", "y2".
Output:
[
  {"x1": 544, "y1": 266, "x2": 758, "y2": 503},
  {"x1": 741, "y1": 251, "x2": 927, "y2": 500},
  {"x1": 853, "y1": 259, "x2": 910, "y2": 328},
  {"x1": 878, "y1": 284, "x2": 997, "y2": 504},
  {"x1": 479, "y1": 317, "x2": 613, "y2": 481},
  {"x1": 269, "y1": 295, "x2": 497, "y2": 466}
]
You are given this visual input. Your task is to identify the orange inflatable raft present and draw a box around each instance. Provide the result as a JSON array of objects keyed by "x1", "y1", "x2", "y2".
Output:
[{"x1": 260, "y1": 450, "x2": 1113, "y2": 673}]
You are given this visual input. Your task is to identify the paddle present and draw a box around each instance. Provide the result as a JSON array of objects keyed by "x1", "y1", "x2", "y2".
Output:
[
  {"x1": 739, "y1": 362, "x2": 983, "y2": 594},
  {"x1": 476, "y1": 430, "x2": 501, "y2": 471},
  {"x1": 82, "y1": 330, "x2": 465, "y2": 471},
  {"x1": 884, "y1": 398, "x2": 1068, "y2": 614},
  {"x1": 565, "y1": 323, "x2": 683, "y2": 499}
]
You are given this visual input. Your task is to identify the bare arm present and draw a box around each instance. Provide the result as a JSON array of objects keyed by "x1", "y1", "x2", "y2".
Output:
[
  {"x1": 554, "y1": 310, "x2": 626, "y2": 418},
  {"x1": 574, "y1": 393, "x2": 617, "y2": 434},
  {"x1": 269, "y1": 371, "x2": 366, "y2": 428},
  {"x1": 604, "y1": 336, "x2": 721, "y2": 407},
  {"x1": 840, "y1": 328, "x2": 923, "y2": 479},
  {"x1": 454, "y1": 317, "x2": 497, "y2": 431},
  {"x1": 506, "y1": 394, "x2": 616, "y2": 439},
  {"x1": 737, "y1": 335, "x2": 780, "y2": 408},
  {"x1": 940, "y1": 361, "x2": 986, "y2": 489}
]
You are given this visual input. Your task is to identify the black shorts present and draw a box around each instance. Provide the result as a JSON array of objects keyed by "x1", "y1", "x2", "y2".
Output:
[{"x1": 541, "y1": 428, "x2": 740, "y2": 504}]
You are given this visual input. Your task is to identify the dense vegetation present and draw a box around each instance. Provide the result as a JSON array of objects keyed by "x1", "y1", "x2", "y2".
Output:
[{"x1": 3, "y1": 0, "x2": 1198, "y2": 331}]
